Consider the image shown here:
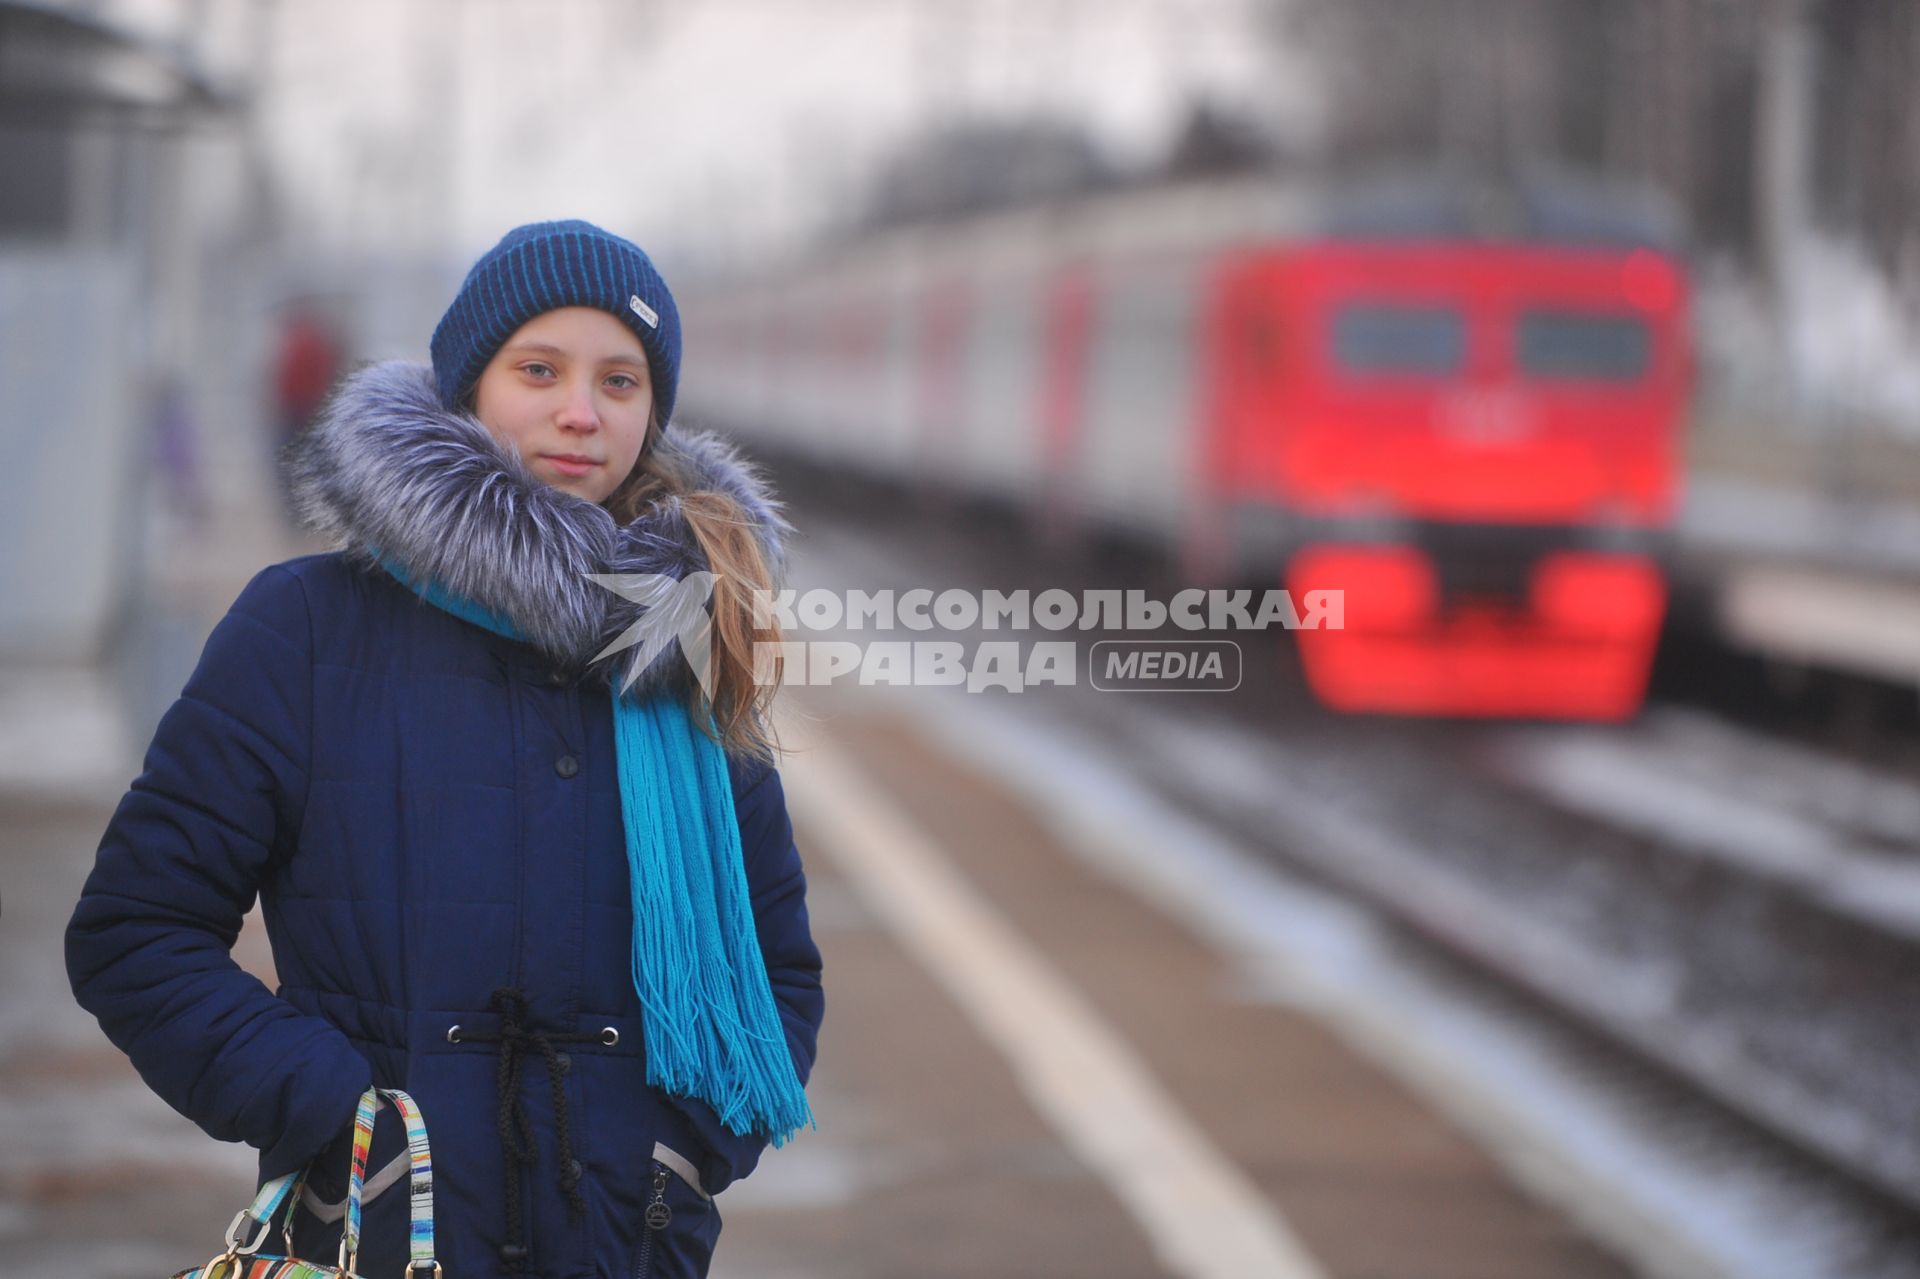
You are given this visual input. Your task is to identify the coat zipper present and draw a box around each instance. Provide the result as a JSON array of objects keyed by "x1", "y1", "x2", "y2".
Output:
[{"x1": 633, "y1": 1162, "x2": 671, "y2": 1279}]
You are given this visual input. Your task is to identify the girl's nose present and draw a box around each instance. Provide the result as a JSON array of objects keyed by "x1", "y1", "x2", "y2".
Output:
[{"x1": 555, "y1": 380, "x2": 600, "y2": 431}]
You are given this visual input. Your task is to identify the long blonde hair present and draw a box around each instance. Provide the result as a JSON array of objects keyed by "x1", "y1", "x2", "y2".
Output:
[{"x1": 603, "y1": 415, "x2": 786, "y2": 762}]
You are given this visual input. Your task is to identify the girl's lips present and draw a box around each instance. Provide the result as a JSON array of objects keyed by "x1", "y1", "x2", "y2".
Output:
[{"x1": 543, "y1": 455, "x2": 599, "y2": 477}]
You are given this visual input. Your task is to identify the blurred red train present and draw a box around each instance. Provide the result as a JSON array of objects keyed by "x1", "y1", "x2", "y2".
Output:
[{"x1": 680, "y1": 170, "x2": 1693, "y2": 719}]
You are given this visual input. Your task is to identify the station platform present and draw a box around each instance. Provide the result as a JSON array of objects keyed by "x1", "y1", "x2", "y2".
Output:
[{"x1": 1676, "y1": 474, "x2": 1920, "y2": 687}]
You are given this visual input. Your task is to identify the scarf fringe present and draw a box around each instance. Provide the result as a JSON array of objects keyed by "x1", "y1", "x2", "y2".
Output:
[{"x1": 614, "y1": 693, "x2": 815, "y2": 1144}]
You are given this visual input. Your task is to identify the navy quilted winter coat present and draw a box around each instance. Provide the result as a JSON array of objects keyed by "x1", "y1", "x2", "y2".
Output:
[{"x1": 65, "y1": 362, "x2": 823, "y2": 1279}]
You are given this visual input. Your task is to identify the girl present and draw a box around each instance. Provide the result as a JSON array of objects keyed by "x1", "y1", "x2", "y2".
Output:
[{"x1": 65, "y1": 220, "x2": 823, "y2": 1279}]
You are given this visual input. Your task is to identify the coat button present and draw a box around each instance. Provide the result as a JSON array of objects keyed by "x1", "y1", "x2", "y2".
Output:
[
  {"x1": 546, "y1": 668, "x2": 570, "y2": 687},
  {"x1": 498, "y1": 1243, "x2": 528, "y2": 1263},
  {"x1": 554, "y1": 754, "x2": 579, "y2": 778},
  {"x1": 554, "y1": 1052, "x2": 571, "y2": 1073}
]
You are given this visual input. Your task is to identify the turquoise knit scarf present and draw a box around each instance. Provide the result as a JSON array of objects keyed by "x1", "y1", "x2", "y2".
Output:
[{"x1": 374, "y1": 549, "x2": 813, "y2": 1146}]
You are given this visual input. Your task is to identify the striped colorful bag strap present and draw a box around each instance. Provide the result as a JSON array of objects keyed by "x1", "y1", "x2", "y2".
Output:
[
  {"x1": 340, "y1": 1087, "x2": 438, "y2": 1277},
  {"x1": 177, "y1": 1088, "x2": 375, "y2": 1277},
  {"x1": 176, "y1": 1086, "x2": 436, "y2": 1279}
]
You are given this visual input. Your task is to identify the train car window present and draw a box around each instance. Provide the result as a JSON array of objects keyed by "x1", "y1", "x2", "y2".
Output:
[
  {"x1": 1080, "y1": 267, "x2": 1204, "y2": 516},
  {"x1": 1331, "y1": 304, "x2": 1466, "y2": 376},
  {"x1": 1516, "y1": 310, "x2": 1651, "y2": 380}
]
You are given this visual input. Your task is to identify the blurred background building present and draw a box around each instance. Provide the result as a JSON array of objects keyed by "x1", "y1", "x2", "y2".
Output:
[
  {"x1": 0, "y1": 0, "x2": 234, "y2": 660},
  {"x1": 9, "y1": 0, "x2": 1920, "y2": 678}
]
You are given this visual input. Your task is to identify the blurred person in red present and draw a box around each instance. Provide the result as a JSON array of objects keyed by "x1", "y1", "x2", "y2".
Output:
[{"x1": 272, "y1": 298, "x2": 347, "y2": 517}]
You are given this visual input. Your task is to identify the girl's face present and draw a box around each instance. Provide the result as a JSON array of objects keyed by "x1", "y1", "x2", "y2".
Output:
[{"x1": 471, "y1": 306, "x2": 654, "y2": 505}]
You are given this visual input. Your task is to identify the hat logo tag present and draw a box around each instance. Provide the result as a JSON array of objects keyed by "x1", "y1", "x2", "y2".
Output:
[{"x1": 629, "y1": 294, "x2": 660, "y2": 329}]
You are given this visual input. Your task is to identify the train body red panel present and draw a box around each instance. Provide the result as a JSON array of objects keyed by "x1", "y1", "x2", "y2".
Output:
[
  {"x1": 1210, "y1": 244, "x2": 1686, "y2": 521},
  {"x1": 680, "y1": 175, "x2": 1693, "y2": 720},
  {"x1": 1197, "y1": 240, "x2": 1690, "y2": 719}
]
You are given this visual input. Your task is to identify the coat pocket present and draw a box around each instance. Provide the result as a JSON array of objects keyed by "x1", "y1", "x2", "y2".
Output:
[{"x1": 632, "y1": 1141, "x2": 721, "y2": 1279}]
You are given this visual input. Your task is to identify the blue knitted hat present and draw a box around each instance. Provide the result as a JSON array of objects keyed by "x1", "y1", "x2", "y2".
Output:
[{"x1": 429, "y1": 219, "x2": 682, "y2": 427}]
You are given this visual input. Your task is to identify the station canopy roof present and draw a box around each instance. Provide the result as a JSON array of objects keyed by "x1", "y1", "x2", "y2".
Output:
[{"x1": 0, "y1": 0, "x2": 234, "y2": 126}]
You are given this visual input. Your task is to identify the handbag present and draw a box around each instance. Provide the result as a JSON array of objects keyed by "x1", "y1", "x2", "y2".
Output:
[{"x1": 170, "y1": 1086, "x2": 440, "y2": 1279}]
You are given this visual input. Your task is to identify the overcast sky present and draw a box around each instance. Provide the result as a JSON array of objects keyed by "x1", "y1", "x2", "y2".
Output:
[{"x1": 112, "y1": 0, "x2": 1317, "y2": 263}]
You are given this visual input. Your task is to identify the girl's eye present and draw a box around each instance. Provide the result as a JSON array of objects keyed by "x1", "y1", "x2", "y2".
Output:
[
  {"x1": 522, "y1": 362, "x2": 556, "y2": 379},
  {"x1": 606, "y1": 373, "x2": 640, "y2": 391}
]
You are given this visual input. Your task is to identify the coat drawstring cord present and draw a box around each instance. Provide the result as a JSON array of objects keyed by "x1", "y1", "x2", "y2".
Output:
[{"x1": 456, "y1": 986, "x2": 601, "y2": 1270}]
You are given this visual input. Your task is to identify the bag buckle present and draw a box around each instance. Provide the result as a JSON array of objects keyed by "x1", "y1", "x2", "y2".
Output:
[{"x1": 223, "y1": 1208, "x2": 273, "y2": 1255}]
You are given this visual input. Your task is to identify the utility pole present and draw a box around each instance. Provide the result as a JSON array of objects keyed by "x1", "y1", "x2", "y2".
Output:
[
  {"x1": 1756, "y1": 0, "x2": 1813, "y2": 401},
  {"x1": 237, "y1": 0, "x2": 284, "y2": 252}
]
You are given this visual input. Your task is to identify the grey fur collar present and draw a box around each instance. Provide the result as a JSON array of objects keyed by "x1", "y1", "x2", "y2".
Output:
[{"x1": 287, "y1": 359, "x2": 793, "y2": 699}]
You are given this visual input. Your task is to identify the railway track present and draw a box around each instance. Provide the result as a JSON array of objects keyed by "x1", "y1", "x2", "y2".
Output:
[{"x1": 773, "y1": 463, "x2": 1920, "y2": 1273}]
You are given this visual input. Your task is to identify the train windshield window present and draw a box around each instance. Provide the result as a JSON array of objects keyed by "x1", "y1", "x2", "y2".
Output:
[
  {"x1": 1331, "y1": 304, "x2": 1466, "y2": 376},
  {"x1": 1516, "y1": 310, "x2": 1651, "y2": 380}
]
